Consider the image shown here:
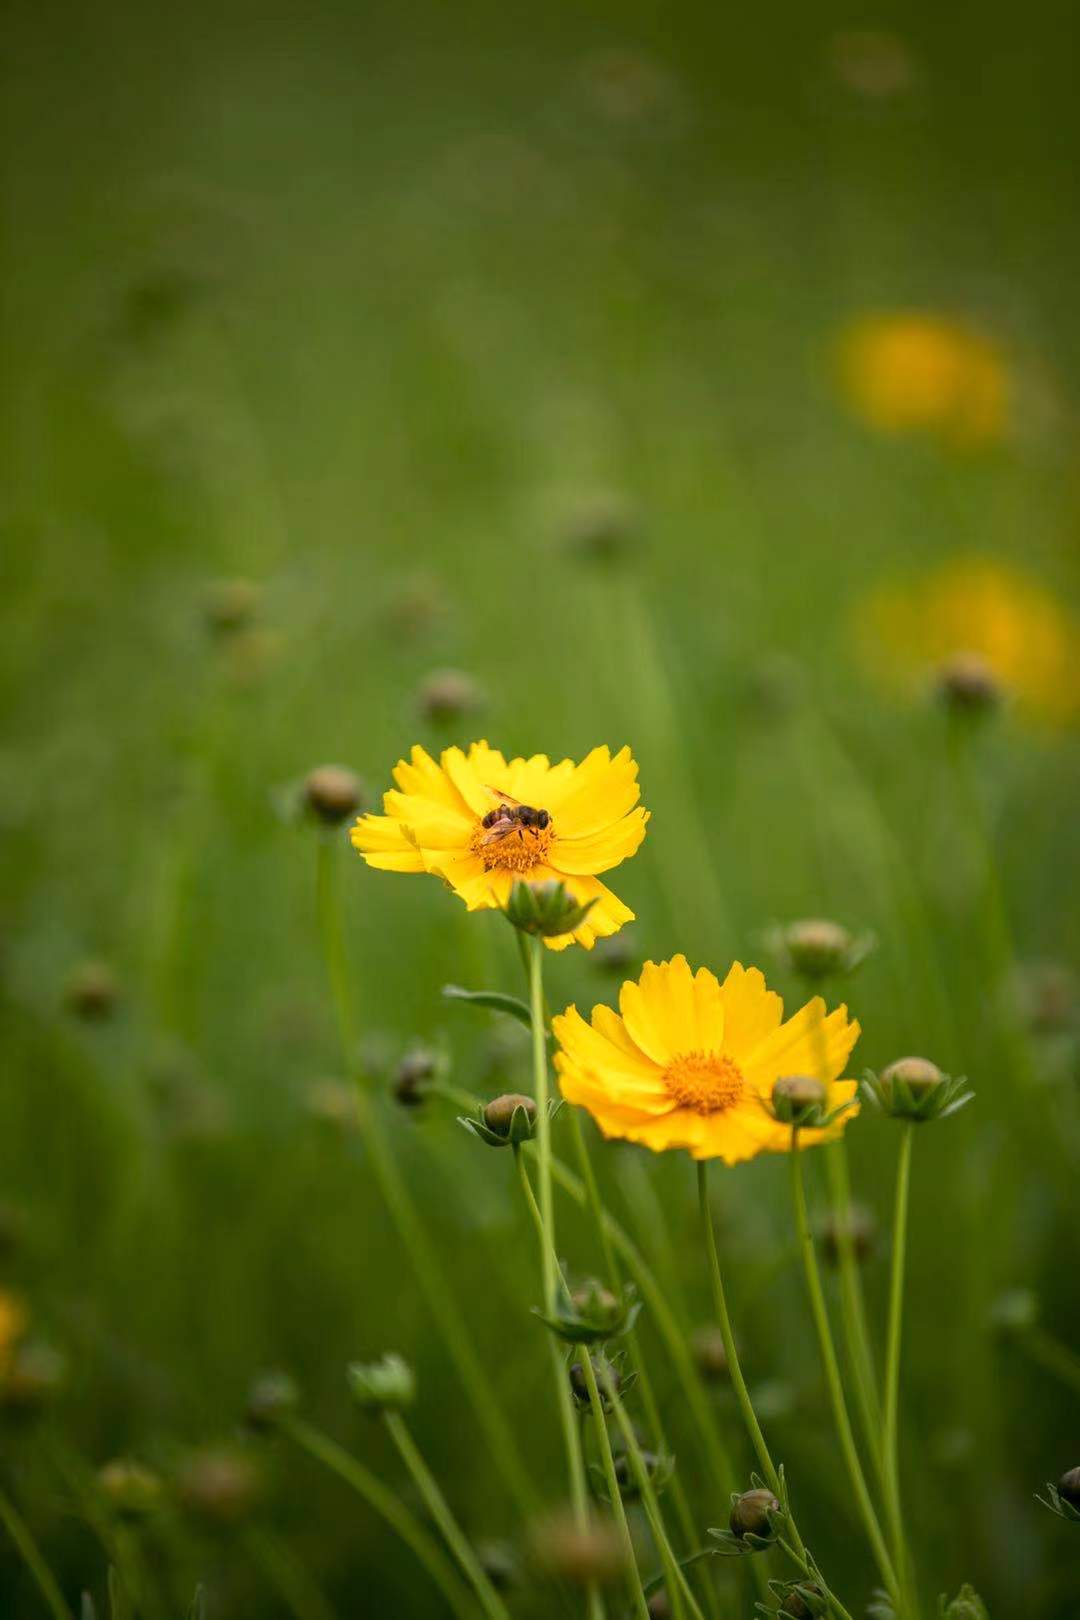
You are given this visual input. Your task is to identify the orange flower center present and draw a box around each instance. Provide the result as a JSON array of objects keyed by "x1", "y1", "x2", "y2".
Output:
[
  {"x1": 470, "y1": 813, "x2": 555, "y2": 874},
  {"x1": 663, "y1": 1050, "x2": 745, "y2": 1115}
]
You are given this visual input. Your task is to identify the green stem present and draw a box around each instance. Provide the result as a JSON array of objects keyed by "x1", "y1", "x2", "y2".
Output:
[
  {"x1": 579, "y1": 1351, "x2": 651, "y2": 1620},
  {"x1": 568, "y1": 1111, "x2": 720, "y2": 1620},
  {"x1": 604, "y1": 1375, "x2": 705, "y2": 1620},
  {"x1": 514, "y1": 1150, "x2": 605, "y2": 1620},
  {"x1": 697, "y1": 1162, "x2": 854, "y2": 1620},
  {"x1": 243, "y1": 1527, "x2": 339, "y2": 1620},
  {"x1": 283, "y1": 1416, "x2": 477, "y2": 1620},
  {"x1": 315, "y1": 837, "x2": 536, "y2": 1516},
  {"x1": 527, "y1": 936, "x2": 557, "y2": 1319},
  {"x1": 1018, "y1": 1325, "x2": 1080, "y2": 1396},
  {"x1": 789, "y1": 1137, "x2": 901, "y2": 1608},
  {"x1": 824, "y1": 1140, "x2": 885, "y2": 1487},
  {"x1": 882, "y1": 1125, "x2": 913, "y2": 1610},
  {"x1": 0, "y1": 1484, "x2": 72, "y2": 1620},
  {"x1": 383, "y1": 1412, "x2": 511, "y2": 1620}
]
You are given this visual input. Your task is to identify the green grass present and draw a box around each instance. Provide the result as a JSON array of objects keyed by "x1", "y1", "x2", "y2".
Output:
[{"x1": 2, "y1": 1, "x2": 1079, "y2": 1614}]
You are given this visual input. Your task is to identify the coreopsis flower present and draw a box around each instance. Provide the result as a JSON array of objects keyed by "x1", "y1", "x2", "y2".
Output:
[
  {"x1": 351, "y1": 742, "x2": 649, "y2": 950},
  {"x1": 553, "y1": 956, "x2": 859, "y2": 1161},
  {"x1": 838, "y1": 313, "x2": 1007, "y2": 449},
  {"x1": 858, "y1": 556, "x2": 1080, "y2": 726}
]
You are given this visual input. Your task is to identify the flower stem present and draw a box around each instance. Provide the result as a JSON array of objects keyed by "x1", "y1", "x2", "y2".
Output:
[
  {"x1": 578, "y1": 1350, "x2": 651, "y2": 1620},
  {"x1": 514, "y1": 1149, "x2": 606, "y2": 1620},
  {"x1": 882, "y1": 1124, "x2": 915, "y2": 1614},
  {"x1": 824, "y1": 1139, "x2": 885, "y2": 1488},
  {"x1": 383, "y1": 1411, "x2": 512, "y2": 1620},
  {"x1": 0, "y1": 1484, "x2": 72, "y2": 1620},
  {"x1": 527, "y1": 936, "x2": 558, "y2": 1318},
  {"x1": 282, "y1": 1415, "x2": 477, "y2": 1620},
  {"x1": 697, "y1": 1160, "x2": 853, "y2": 1620},
  {"x1": 314, "y1": 836, "x2": 537, "y2": 1517},
  {"x1": 788, "y1": 1135, "x2": 901, "y2": 1609},
  {"x1": 567, "y1": 1111, "x2": 720, "y2": 1619},
  {"x1": 603, "y1": 1373, "x2": 706, "y2": 1620}
]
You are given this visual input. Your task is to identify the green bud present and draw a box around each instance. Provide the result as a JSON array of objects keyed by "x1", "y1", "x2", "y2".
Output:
[
  {"x1": 97, "y1": 1459, "x2": 163, "y2": 1521},
  {"x1": 528, "y1": 1507, "x2": 625, "y2": 1586},
  {"x1": 304, "y1": 765, "x2": 364, "y2": 825},
  {"x1": 1058, "y1": 1467, "x2": 1080, "y2": 1509},
  {"x1": 691, "y1": 1325, "x2": 729, "y2": 1382},
  {"x1": 770, "y1": 1075, "x2": 828, "y2": 1127},
  {"x1": 0, "y1": 1342, "x2": 68, "y2": 1415},
  {"x1": 66, "y1": 961, "x2": 120, "y2": 1021},
  {"x1": 537, "y1": 1281, "x2": 640, "y2": 1346},
  {"x1": 417, "y1": 669, "x2": 486, "y2": 724},
  {"x1": 568, "y1": 1353, "x2": 623, "y2": 1408},
  {"x1": 392, "y1": 1047, "x2": 439, "y2": 1108},
  {"x1": 647, "y1": 1592, "x2": 672, "y2": 1620},
  {"x1": 505, "y1": 879, "x2": 595, "y2": 939},
  {"x1": 347, "y1": 1353, "x2": 416, "y2": 1414},
  {"x1": 772, "y1": 919, "x2": 873, "y2": 981},
  {"x1": 940, "y1": 1583, "x2": 990, "y2": 1619},
  {"x1": 863, "y1": 1057, "x2": 973, "y2": 1124},
  {"x1": 245, "y1": 1371, "x2": 299, "y2": 1433},
  {"x1": 779, "y1": 1582, "x2": 827, "y2": 1618},
  {"x1": 459, "y1": 1093, "x2": 540, "y2": 1148},
  {"x1": 935, "y1": 653, "x2": 1002, "y2": 717},
  {"x1": 176, "y1": 1448, "x2": 261, "y2": 1526},
  {"x1": 729, "y1": 1487, "x2": 780, "y2": 1540}
]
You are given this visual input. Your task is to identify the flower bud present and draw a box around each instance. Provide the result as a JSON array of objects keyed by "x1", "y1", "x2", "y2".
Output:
[
  {"x1": 66, "y1": 961, "x2": 119, "y2": 1021},
  {"x1": 864, "y1": 1056, "x2": 971, "y2": 1124},
  {"x1": 1058, "y1": 1467, "x2": 1080, "y2": 1509},
  {"x1": 393, "y1": 1048, "x2": 438, "y2": 1108},
  {"x1": 484, "y1": 1092, "x2": 536, "y2": 1139},
  {"x1": 771, "y1": 1075, "x2": 827, "y2": 1127},
  {"x1": 562, "y1": 493, "x2": 640, "y2": 567},
  {"x1": 304, "y1": 765, "x2": 364, "y2": 825},
  {"x1": 305, "y1": 1078, "x2": 358, "y2": 1128},
  {"x1": 691, "y1": 1325, "x2": 729, "y2": 1382},
  {"x1": 0, "y1": 1342, "x2": 67, "y2": 1415},
  {"x1": 881, "y1": 1056, "x2": 942, "y2": 1098},
  {"x1": 541, "y1": 1281, "x2": 639, "y2": 1346},
  {"x1": 940, "y1": 1585, "x2": 990, "y2": 1619},
  {"x1": 528, "y1": 1507, "x2": 625, "y2": 1586},
  {"x1": 990, "y1": 1288, "x2": 1039, "y2": 1335},
  {"x1": 98, "y1": 1459, "x2": 163, "y2": 1521},
  {"x1": 729, "y1": 1487, "x2": 780, "y2": 1541},
  {"x1": 204, "y1": 578, "x2": 260, "y2": 635},
  {"x1": 348, "y1": 1353, "x2": 415, "y2": 1414},
  {"x1": 779, "y1": 919, "x2": 857, "y2": 981},
  {"x1": 505, "y1": 879, "x2": 595, "y2": 940},
  {"x1": 935, "y1": 652, "x2": 1002, "y2": 716},
  {"x1": 611, "y1": 1447, "x2": 671, "y2": 1500},
  {"x1": 176, "y1": 1448, "x2": 261, "y2": 1526},
  {"x1": 245, "y1": 1371, "x2": 299, "y2": 1433},
  {"x1": 647, "y1": 1592, "x2": 672, "y2": 1620},
  {"x1": 568, "y1": 1353, "x2": 622, "y2": 1408},
  {"x1": 779, "y1": 1582, "x2": 827, "y2": 1618},
  {"x1": 821, "y1": 1204, "x2": 877, "y2": 1266},
  {"x1": 592, "y1": 932, "x2": 639, "y2": 976},
  {"x1": 417, "y1": 669, "x2": 486, "y2": 725}
]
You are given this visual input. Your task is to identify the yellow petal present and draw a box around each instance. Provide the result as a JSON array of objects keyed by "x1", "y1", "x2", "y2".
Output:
[
  {"x1": 553, "y1": 1006, "x2": 668, "y2": 1103},
  {"x1": 718, "y1": 963, "x2": 784, "y2": 1062},
  {"x1": 382, "y1": 790, "x2": 472, "y2": 849},
  {"x1": 349, "y1": 815, "x2": 426, "y2": 872},
  {"x1": 545, "y1": 746, "x2": 642, "y2": 838},
  {"x1": 391, "y1": 745, "x2": 473, "y2": 815},
  {"x1": 744, "y1": 998, "x2": 860, "y2": 1091},
  {"x1": 550, "y1": 808, "x2": 650, "y2": 875}
]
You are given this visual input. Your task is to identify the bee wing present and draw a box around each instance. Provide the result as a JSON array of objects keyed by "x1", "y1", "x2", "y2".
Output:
[
  {"x1": 479, "y1": 822, "x2": 516, "y2": 847},
  {"x1": 482, "y1": 785, "x2": 523, "y2": 809}
]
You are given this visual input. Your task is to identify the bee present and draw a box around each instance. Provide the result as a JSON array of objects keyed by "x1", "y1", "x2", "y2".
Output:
[{"x1": 478, "y1": 789, "x2": 551, "y2": 846}]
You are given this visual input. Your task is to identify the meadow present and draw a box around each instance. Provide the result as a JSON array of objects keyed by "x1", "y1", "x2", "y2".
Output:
[{"x1": 2, "y1": 2, "x2": 1079, "y2": 1615}]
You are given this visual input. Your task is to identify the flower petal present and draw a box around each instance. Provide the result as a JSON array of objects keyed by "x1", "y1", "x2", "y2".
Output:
[
  {"x1": 718, "y1": 963, "x2": 784, "y2": 1063},
  {"x1": 350, "y1": 815, "x2": 426, "y2": 872},
  {"x1": 744, "y1": 998, "x2": 861, "y2": 1092},
  {"x1": 550, "y1": 808, "x2": 650, "y2": 875},
  {"x1": 544, "y1": 746, "x2": 642, "y2": 838}
]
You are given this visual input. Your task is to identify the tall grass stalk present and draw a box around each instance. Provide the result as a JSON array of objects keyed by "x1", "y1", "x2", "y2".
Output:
[
  {"x1": 314, "y1": 834, "x2": 536, "y2": 1516},
  {"x1": 882, "y1": 1123, "x2": 915, "y2": 1614},
  {"x1": 0, "y1": 1484, "x2": 72, "y2": 1620},
  {"x1": 787, "y1": 1134, "x2": 902, "y2": 1612},
  {"x1": 577, "y1": 1346, "x2": 651, "y2": 1620},
  {"x1": 282, "y1": 1415, "x2": 477, "y2": 1620}
]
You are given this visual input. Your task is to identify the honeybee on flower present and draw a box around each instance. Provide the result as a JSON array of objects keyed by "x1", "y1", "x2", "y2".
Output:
[{"x1": 351, "y1": 742, "x2": 649, "y2": 949}]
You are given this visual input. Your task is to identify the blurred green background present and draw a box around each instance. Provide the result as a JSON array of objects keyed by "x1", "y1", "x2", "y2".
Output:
[{"x1": 3, "y1": 1, "x2": 1079, "y2": 1615}]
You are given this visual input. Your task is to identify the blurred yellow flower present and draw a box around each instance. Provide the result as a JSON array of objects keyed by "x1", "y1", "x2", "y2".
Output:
[
  {"x1": 553, "y1": 956, "x2": 860, "y2": 1161},
  {"x1": 860, "y1": 557, "x2": 1080, "y2": 725},
  {"x1": 838, "y1": 313, "x2": 1007, "y2": 448},
  {"x1": 0, "y1": 1290, "x2": 27, "y2": 1371},
  {"x1": 352, "y1": 742, "x2": 649, "y2": 950}
]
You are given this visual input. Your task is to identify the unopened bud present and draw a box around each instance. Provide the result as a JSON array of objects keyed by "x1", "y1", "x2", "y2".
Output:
[
  {"x1": 881, "y1": 1056, "x2": 942, "y2": 1097},
  {"x1": 562, "y1": 493, "x2": 640, "y2": 567},
  {"x1": 304, "y1": 765, "x2": 363, "y2": 825},
  {"x1": 771, "y1": 1075, "x2": 827, "y2": 1126},
  {"x1": 1058, "y1": 1467, "x2": 1080, "y2": 1509},
  {"x1": 245, "y1": 1372, "x2": 298, "y2": 1433},
  {"x1": 0, "y1": 1342, "x2": 67, "y2": 1414},
  {"x1": 98, "y1": 1459, "x2": 163, "y2": 1521},
  {"x1": 66, "y1": 961, "x2": 119, "y2": 1021},
  {"x1": 691, "y1": 1325, "x2": 729, "y2": 1383},
  {"x1": 568, "y1": 1354, "x2": 622, "y2": 1408},
  {"x1": 393, "y1": 1048, "x2": 438, "y2": 1108},
  {"x1": 729, "y1": 1487, "x2": 780, "y2": 1540},
  {"x1": 417, "y1": 669, "x2": 486, "y2": 724},
  {"x1": 592, "y1": 932, "x2": 639, "y2": 975},
  {"x1": 348, "y1": 1353, "x2": 415, "y2": 1414},
  {"x1": 176, "y1": 1449, "x2": 261, "y2": 1525},
  {"x1": 780, "y1": 919, "x2": 856, "y2": 980},
  {"x1": 780, "y1": 1583, "x2": 826, "y2": 1618},
  {"x1": 866, "y1": 1055, "x2": 971, "y2": 1124},
  {"x1": 204, "y1": 578, "x2": 260, "y2": 635},
  {"x1": 505, "y1": 879, "x2": 595, "y2": 940},
  {"x1": 647, "y1": 1592, "x2": 672, "y2": 1620},
  {"x1": 935, "y1": 652, "x2": 1002, "y2": 716},
  {"x1": 528, "y1": 1507, "x2": 625, "y2": 1586},
  {"x1": 484, "y1": 1093, "x2": 537, "y2": 1139},
  {"x1": 821, "y1": 1204, "x2": 877, "y2": 1266}
]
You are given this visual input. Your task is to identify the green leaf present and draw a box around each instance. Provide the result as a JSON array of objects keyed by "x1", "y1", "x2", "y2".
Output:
[{"x1": 441, "y1": 985, "x2": 534, "y2": 1030}]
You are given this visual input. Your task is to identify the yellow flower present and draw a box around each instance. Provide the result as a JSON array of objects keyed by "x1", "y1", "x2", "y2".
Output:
[
  {"x1": 553, "y1": 956, "x2": 860, "y2": 1161},
  {"x1": 351, "y1": 742, "x2": 649, "y2": 950},
  {"x1": 859, "y1": 556, "x2": 1080, "y2": 726},
  {"x1": 0, "y1": 1290, "x2": 27, "y2": 1372},
  {"x1": 838, "y1": 312, "x2": 1007, "y2": 449}
]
